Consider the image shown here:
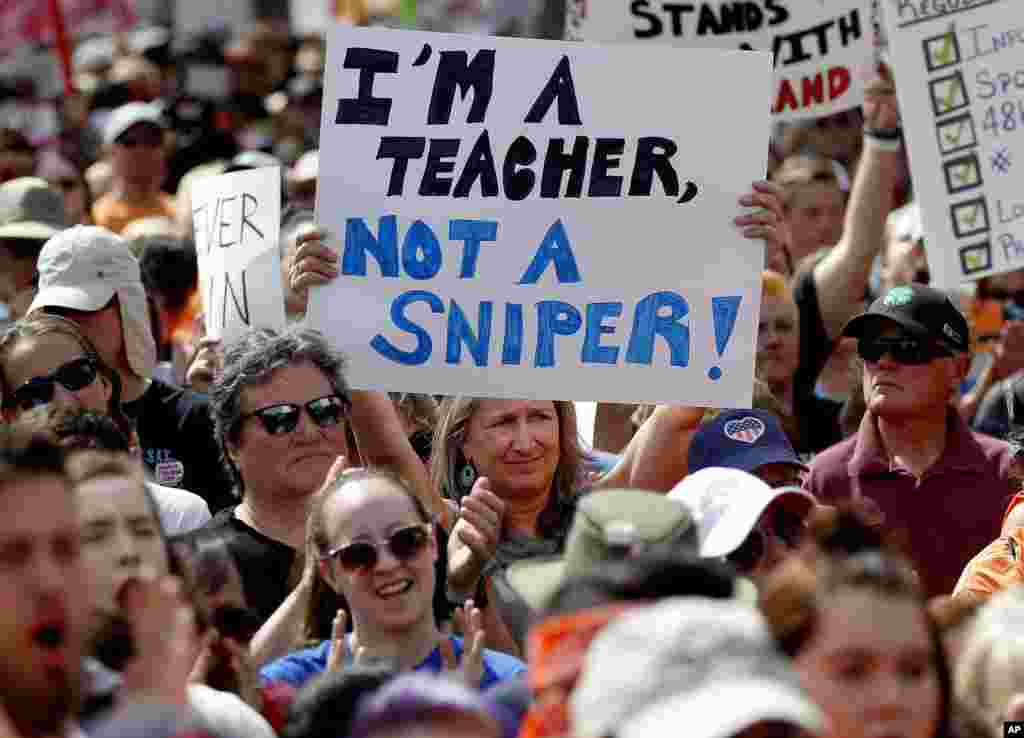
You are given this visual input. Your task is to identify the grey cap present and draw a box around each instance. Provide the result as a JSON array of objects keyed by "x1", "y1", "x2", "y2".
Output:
[
  {"x1": 572, "y1": 597, "x2": 825, "y2": 738},
  {"x1": 0, "y1": 177, "x2": 65, "y2": 240}
]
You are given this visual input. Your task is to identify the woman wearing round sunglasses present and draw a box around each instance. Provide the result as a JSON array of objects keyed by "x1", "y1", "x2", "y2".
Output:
[
  {"x1": 0, "y1": 313, "x2": 132, "y2": 440},
  {"x1": 259, "y1": 468, "x2": 526, "y2": 690}
]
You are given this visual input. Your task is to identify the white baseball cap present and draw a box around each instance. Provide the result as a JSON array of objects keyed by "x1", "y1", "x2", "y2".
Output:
[
  {"x1": 668, "y1": 467, "x2": 815, "y2": 559},
  {"x1": 103, "y1": 102, "x2": 166, "y2": 147},
  {"x1": 29, "y1": 225, "x2": 156, "y2": 379}
]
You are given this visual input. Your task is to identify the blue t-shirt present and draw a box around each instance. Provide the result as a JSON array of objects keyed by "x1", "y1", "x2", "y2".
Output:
[{"x1": 260, "y1": 635, "x2": 526, "y2": 690}]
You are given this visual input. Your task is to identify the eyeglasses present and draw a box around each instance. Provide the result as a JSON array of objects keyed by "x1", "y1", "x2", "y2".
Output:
[
  {"x1": 7, "y1": 357, "x2": 98, "y2": 411},
  {"x1": 727, "y1": 507, "x2": 807, "y2": 574},
  {"x1": 857, "y1": 336, "x2": 951, "y2": 366},
  {"x1": 319, "y1": 524, "x2": 431, "y2": 573},
  {"x1": 241, "y1": 394, "x2": 349, "y2": 436}
]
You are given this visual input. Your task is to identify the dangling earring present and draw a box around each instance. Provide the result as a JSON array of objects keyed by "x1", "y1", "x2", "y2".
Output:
[{"x1": 455, "y1": 455, "x2": 478, "y2": 498}]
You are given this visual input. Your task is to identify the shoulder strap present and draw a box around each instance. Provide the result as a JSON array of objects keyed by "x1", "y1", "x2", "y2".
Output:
[{"x1": 1006, "y1": 377, "x2": 1018, "y2": 428}]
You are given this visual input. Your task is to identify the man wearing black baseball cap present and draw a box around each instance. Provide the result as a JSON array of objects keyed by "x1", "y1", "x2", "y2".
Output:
[{"x1": 804, "y1": 283, "x2": 1014, "y2": 596}]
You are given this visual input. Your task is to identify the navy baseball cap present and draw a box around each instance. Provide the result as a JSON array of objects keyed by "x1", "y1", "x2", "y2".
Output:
[
  {"x1": 841, "y1": 284, "x2": 969, "y2": 354},
  {"x1": 688, "y1": 409, "x2": 805, "y2": 474}
]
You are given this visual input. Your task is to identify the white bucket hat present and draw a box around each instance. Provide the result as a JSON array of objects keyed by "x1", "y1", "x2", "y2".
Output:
[{"x1": 29, "y1": 225, "x2": 156, "y2": 380}]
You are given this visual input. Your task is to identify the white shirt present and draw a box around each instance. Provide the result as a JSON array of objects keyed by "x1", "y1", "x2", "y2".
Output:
[
  {"x1": 187, "y1": 684, "x2": 275, "y2": 738},
  {"x1": 145, "y1": 481, "x2": 211, "y2": 536}
]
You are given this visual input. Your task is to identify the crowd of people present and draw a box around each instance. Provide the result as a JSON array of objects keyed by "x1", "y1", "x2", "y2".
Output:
[{"x1": 4, "y1": 4, "x2": 1024, "y2": 738}]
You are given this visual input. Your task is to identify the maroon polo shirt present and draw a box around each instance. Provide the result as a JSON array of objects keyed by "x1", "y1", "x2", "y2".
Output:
[{"x1": 804, "y1": 408, "x2": 1015, "y2": 596}]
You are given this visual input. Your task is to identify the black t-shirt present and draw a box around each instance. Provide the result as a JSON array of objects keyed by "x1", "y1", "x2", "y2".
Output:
[
  {"x1": 791, "y1": 268, "x2": 844, "y2": 455},
  {"x1": 793, "y1": 391, "x2": 844, "y2": 456},
  {"x1": 972, "y1": 372, "x2": 1024, "y2": 440},
  {"x1": 123, "y1": 379, "x2": 235, "y2": 514},
  {"x1": 177, "y1": 507, "x2": 454, "y2": 637},
  {"x1": 792, "y1": 267, "x2": 835, "y2": 402}
]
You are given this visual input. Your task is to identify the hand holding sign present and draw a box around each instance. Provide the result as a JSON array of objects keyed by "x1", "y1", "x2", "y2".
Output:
[
  {"x1": 863, "y1": 63, "x2": 900, "y2": 131},
  {"x1": 735, "y1": 180, "x2": 791, "y2": 272},
  {"x1": 290, "y1": 228, "x2": 339, "y2": 304}
]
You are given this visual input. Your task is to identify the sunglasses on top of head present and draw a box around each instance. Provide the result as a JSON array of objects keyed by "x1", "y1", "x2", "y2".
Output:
[
  {"x1": 856, "y1": 336, "x2": 951, "y2": 366},
  {"x1": 727, "y1": 507, "x2": 807, "y2": 575},
  {"x1": 7, "y1": 356, "x2": 98, "y2": 411},
  {"x1": 242, "y1": 393, "x2": 350, "y2": 436},
  {"x1": 319, "y1": 524, "x2": 432, "y2": 573}
]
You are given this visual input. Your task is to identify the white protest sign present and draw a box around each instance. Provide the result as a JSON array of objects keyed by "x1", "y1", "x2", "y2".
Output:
[
  {"x1": 881, "y1": 0, "x2": 1024, "y2": 287},
  {"x1": 191, "y1": 167, "x2": 286, "y2": 344},
  {"x1": 574, "y1": 402, "x2": 598, "y2": 447},
  {"x1": 308, "y1": 26, "x2": 771, "y2": 406},
  {"x1": 565, "y1": 0, "x2": 873, "y2": 123}
]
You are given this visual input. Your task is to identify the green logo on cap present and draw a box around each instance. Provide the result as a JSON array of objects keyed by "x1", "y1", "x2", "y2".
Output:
[{"x1": 883, "y1": 286, "x2": 914, "y2": 307}]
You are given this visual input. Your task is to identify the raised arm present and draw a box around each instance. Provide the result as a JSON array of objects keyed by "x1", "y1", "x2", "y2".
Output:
[
  {"x1": 814, "y1": 66, "x2": 902, "y2": 340},
  {"x1": 595, "y1": 404, "x2": 705, "y2": 492},
  {"x1": 285, "y1": 229, "x2": 449, "y2": 527},
  {"x1": 348, "y1": 390, "x2": 451, "y2": 528}
]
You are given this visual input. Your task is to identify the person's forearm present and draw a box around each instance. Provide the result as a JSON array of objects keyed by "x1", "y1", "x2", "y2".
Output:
[
  {"x1": 815, "y1": 141, "x2": 901, "y2": 338},
  {"x1": 249, "y1": 579, "x2": 313, "y2": 669},
  {"x1": 599, "y1": 405, "x2": 703, "y2": 492},
  {"x1": 479, "y1": 579, "x2": 522, "y2": 657},
  {"x1": 348, "y1": 390, "x2": 450, "y2": 527},
  {"x1": 447, "y1": 538, "x2": 484, "y2": 600},
  {"x1": 593, "y1": 402, "x2": 640, "y2": 453}
]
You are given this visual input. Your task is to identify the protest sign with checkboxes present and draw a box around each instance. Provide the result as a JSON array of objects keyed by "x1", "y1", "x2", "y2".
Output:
[
  {"x1": 923, "y1": 29, "x2": 960, "y2": 72},
  {"x1": 930, "y1": 71, "x2": 970, "y2": 117},
  {"x1": 959, "y1": 242, "x2": 992, "y2": 276},
  {"x1": 943, "y1": 153, "x2": 983, "y2": 195},
  {"x1": 951, "y1": 197, "x2": 990, "y2": 238},
  {"x1": 936, "y1": 113, "x2": 977, "y2": 155}
]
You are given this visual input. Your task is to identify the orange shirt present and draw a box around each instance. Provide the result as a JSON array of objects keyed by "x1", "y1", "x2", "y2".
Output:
[
  {"x1": 1004, "y1": 491, "x2": 1024, "y2": 529},
  {"x1": 91, "y1": 192, "x2": 177, "y2": 234},
  {"x1": 953, "y1": 527, "x2": 1024, "y2": 600}
]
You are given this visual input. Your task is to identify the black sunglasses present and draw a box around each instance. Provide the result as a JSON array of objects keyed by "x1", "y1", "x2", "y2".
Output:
[
  {"x1": 727, "y1": 508, "x2": 807, "y2": 574},
  {"x1": 857, "y1": 336, "x2": 951, "y2": 366},
  {"x1": 320, "y1": 524, "x2": 431, "y2": 573},
  {"x1": 242, "y1": 394, "x2": 349, "y2": 436},
  {"x1": 7, "y1": 357, "x2": 98, "y2": 411}
]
